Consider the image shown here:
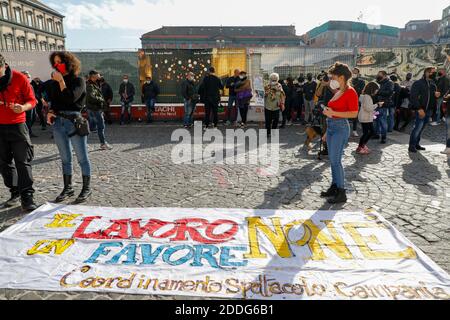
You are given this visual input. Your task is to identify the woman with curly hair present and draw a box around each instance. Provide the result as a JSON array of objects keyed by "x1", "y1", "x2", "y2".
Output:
[{"x1": 46, "y1": 51, "x2": 92, "y2": 204}]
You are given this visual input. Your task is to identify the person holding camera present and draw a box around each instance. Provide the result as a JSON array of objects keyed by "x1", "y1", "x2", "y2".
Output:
[
  {"x1": 0, "y1": 54, "x2": 38, "y2": 212},
  {"x1": 46, "y1": 51, "x2": 92, "y2": 204}
]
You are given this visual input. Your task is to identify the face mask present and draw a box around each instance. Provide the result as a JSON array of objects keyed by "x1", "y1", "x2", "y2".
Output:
[
  {"x1": 239, "y1": 76, "x2": 245, "y2": 80},
  {"x1": 146, "y1": 80, "x2": 151, "y2": 84},
  {"x1": 307, "y1": 77, "x2": 312, "y2": 82},
  {"x1": 123, "y1": 79, "x2": 128, "y2": 83},
  {"x1": 54, "y1": 63, "x2": 67, "y2": 74},
  {"x1": 271, "y1": 81, "x2": 278, "y2": 85},
  {"x1": 330, "y1": 79, "x2": 340, "y2": 90},
  {"x1": 438, "y1": 72, "x2": 444, "y2": 77},
  {"x1": 430, "y1": 73, "x2": 437, "y2": 80},
  {"x1": 352, "y1": 74, "x2": 358, "y2": 79},
  {"x1": 376, "y1": 76, "x2": 383, "y2": 83}
]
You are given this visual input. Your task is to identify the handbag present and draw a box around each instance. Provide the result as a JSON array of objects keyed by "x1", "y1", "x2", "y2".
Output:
[
  {"x1": 237, "y1": 89, "x2": 253, "y2": 101},
  {"x1": 69, "y1": 116, "x2": 90, "y2": 137}
]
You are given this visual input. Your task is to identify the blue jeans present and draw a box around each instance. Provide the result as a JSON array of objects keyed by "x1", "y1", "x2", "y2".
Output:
[
  {"x1": 88, "y1": 110, "x2": 106, "y2": 145},
  {"x1": 227, "y1": 96, "x2": 237, "y2": 122},
  {"x1": 145, "y1": 98, "x2": 156, "y2": 123},
  {"x1": 326, "y1": 118, "x2": 350, "y2": 189},
  {"x1": 375, "y1": 108, "x2": 388, "y2": 139},
  {"x1": 120, "y1": 102, "x2": 132, "y2": 124},
  {"x1": 434, "y1": 97, "x2": 444, "y2": 122},
  {"x1": 387, "y1": 106, "x2": 396, "y2": 132},
  {"x1": 53, "y1": 114, "x2": 91, "y2": 177},
  {"x1": 183, "y1": 99, "x2": 196, "y2": 126},
  {"x1": 409, "y1": 109, "x2": 432, "y2": 148}
]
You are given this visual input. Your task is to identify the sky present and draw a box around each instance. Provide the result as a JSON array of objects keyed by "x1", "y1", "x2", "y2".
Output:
[{"x1": 41, "y1": 0, "x2": 449, "y2": 50}]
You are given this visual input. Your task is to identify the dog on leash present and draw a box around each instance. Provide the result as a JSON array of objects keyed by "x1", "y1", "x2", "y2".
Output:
[{"x1": 304, "y1": 125, "x2": 323, "y2": 151}]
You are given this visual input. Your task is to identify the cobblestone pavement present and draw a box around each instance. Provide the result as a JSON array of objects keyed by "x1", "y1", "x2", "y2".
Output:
[{"x1": 0, "y1": 121, "x2": 449, "y2": 300}]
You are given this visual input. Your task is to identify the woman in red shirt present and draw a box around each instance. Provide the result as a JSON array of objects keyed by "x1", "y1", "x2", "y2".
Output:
[{"x1": 320, "y1": 62, "x2": 359, "y2": 204}]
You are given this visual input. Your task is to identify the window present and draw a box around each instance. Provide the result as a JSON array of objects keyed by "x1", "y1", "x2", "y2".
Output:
[
  {"x1": 57, "y1": 45, "x2": 64, "y2": 51},
  {"x1": 26, "y1": 12, "x2": 33, "y2": 27},
  {"x1": 49, "y1": 43, "x2": 56, "y2": 51},
  {"x1": 1, "y1": 3, "x2": 9, "y2": 20},
  {"x1": 29, "y1": 40, "x2": 37, "y2": 51},
  {"x1": 18, "y1": 37, "x2": 26, "y2": 51},
  {"x1": 55, "y1": 22, "x2": 62, "y2": 35},
  {"x1": 37, "y1": 16, "x2": 44, "y2": 29},
  {"x1": 39, "y1": 41, "x2": 47, "y2": 51},
  {"x1": 411, "y1": 25, "x2": 417, "y2": 31},
  {"x1": 14, "y1": 7, "x2": 21, "y2": 23},
  {"x1": 47, "y1": 19, "x2": 53, "y2": 33},
  {"x1": 4, "y1": 34, "x2": 13, "y2": 51}
]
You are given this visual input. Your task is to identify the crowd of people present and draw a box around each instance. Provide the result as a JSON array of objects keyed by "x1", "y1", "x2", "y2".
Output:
[{"x1": 0, "y1": 50, "x2": 449, "y2": 211}]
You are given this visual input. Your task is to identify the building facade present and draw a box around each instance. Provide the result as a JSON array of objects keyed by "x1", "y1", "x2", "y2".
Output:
[
  {"x1": 305, "y1": 21, "x2": 400, "y2": 48},
  {"x1": 0, "y1": 0, "x2": 65, "y2": 52},
  {"x1": 439, "y1": 5, "x2": 450, "y2": 43},
  {"x1": 399, "y1": 20, "x2": 441, "y2": 45},
  {"x1": 141, "y1": 26, "x2": 304, "y2": 49}
]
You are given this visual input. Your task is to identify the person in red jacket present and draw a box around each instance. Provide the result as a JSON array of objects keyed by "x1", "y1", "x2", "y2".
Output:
[{"x1": 0, "y1": 54, "x2": 38, "y2": 212}]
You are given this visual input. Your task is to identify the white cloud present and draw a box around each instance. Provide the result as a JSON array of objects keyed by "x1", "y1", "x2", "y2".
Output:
[{"x1": 47, "y1": 0, "x2": 449, "y2": 35}]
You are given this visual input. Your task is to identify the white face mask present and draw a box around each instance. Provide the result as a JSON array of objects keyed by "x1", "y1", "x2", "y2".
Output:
[
  {"x1": 239, "y1": 75, "x2": 245, "y2": 79},
  {"x1": 352, "y1": 74, "x2": 358, "y2": 79},
  {"x1": 123, "y1": 79, "x2": 128, "y2": 83},
  {"x1": 330, "y1": 79, "x2": 340, "y2": 90}
]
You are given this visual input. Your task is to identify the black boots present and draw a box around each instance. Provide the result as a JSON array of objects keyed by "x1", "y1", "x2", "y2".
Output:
[
  {"x1": 321, "y1": 184, "x2": 338, "y2": 198},
  {"x1": 75, "y1": 176, "x2": 92, "y2": 204},
  {"x1": 321, "y1": 185, "x2": 347, "y2": 204},
  {"x1": 21, "y1": 195, "x2": 38, "y2": 212},
  {"x1": 328, "y1": 188, "x2": 348, "y2": 204},
  {"x1": 3, "y1": 189, "x2": 20, "y2": 208},
  {"x1": 55, "y1": 175, "x2": 75, "y2": 203}
]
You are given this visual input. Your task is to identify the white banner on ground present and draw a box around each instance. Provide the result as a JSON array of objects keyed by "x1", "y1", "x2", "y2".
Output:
[{"x1": 0, "y1": 203, "x2": 449, "y2": 300}]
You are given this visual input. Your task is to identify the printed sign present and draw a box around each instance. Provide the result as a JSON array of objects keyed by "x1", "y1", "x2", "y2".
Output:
[{"x1": 0, "y1": 203, "x2": 449, "y2": 300}]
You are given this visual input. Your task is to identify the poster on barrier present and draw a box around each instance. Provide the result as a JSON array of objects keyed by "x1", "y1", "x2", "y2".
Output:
[{"x1": 0, "y1": 203, "x2": 449, "y2": 300}]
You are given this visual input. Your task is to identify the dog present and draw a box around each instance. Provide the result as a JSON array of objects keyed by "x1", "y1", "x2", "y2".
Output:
[{"x1": 304, "y1": 125, "x2": 323, "y2": 151}]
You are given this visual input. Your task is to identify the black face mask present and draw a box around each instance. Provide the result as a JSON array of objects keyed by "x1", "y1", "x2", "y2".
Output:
[
  {"x1": 438, "y1": 72, "x2": 444, "y2": 77},
  {"x1": 376, "y1": 76, "x2": 383, "y2": 83},
  {"x1": 307, "y1": 77, "x2": 312, "y2": 82},
  {"x1": 429, "y1": 73, "x2": 437, "y2": 80}
]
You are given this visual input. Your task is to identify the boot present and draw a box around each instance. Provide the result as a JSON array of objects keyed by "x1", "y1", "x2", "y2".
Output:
[
  {"x1": 75, "y1": 176, "x2": 92, "y2": 204},
  {"x1": 321, "y1": 184, "x2": 338, "y2": 198},
  {"x1": 21, "y1": 195, "x2": 38, "y2": 212},
  {"x1": 55, "y1": 175, "x2": 75, "y2": 203},
  {"x1": 3, "y1": 188, "x2": 20, "y2": 207},
  {"x1": 328, "y1": 188, "x2": 348, "y2": 204}
]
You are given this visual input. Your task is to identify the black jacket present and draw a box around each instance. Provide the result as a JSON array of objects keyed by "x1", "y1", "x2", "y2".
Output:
[
  {"x1": 119, "y1": 82, "x2": 135, "y2": 103},
  {"x1": 181, "y1": 79, "x2": 196, "y2": 100},
  {"x1": 101, "y1": 82, "x2": 113, "y2": 103},
  {"x1": 47, "y1": 74, "x2": 86, "y2": 113},
  {"x1": 410, "y1": 78, "x2": 437, "y2": 112},
  {"x1": 303, "y1": 81, "x2": 317, "y2": 101},
  {"x1": 226, "y1": 76, "x2": 240, "y2": 97},
  {"x1": 437, "y1": 76, "x2": 450, "y2": 95},
  {"x1": 142, "y1": 81, "x2": 160, "y2": 101},
  {"x1": 199, "y1": 74, "x2": 224, "y2": 103},
  {"x1": 351, "y1": 77, "x2": 366, "y2": 96},
  {"x1": 376, "y1": 78, "x2": 394, "y2": 108},
  {"x1": 392, "y1": 82, "x2": 402, "y2": 108}
]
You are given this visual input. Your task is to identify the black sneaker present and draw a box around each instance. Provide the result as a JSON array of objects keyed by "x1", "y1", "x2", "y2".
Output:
[
  {"x1": 408, "y1": 146, "x2": 417, "y2": 153},
  {"x1": 416, "y1": 145, "x2": 426, "y2": 151},
  {"x1": 380, "y1": 139, "x2": 387, "y2": 144},
  {"x1": 21, "y1": 197, "x2": 38, "y2": 212},
  {"x1": 321, "y1": 184, "x2": 338, "y2": 198}
]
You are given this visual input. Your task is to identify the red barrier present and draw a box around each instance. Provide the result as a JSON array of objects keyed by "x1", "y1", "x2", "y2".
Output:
[{"x1": 108, "y1": 104, "x2": 232, "y2": 122}]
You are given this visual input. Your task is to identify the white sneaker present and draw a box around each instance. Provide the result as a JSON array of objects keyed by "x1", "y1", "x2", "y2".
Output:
[
  {"x1": 352, "y1": 131, "x2": 359, "y2": 137},
  {"x1": 440, "y1": 148, "x2": 450, "y2": 155},
  {"x1": 430, "y1": 122, "x2": 440, "y2": 126},
  {"x1": 101, "y1": 143, "x2": 113, "y2": 150}
]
